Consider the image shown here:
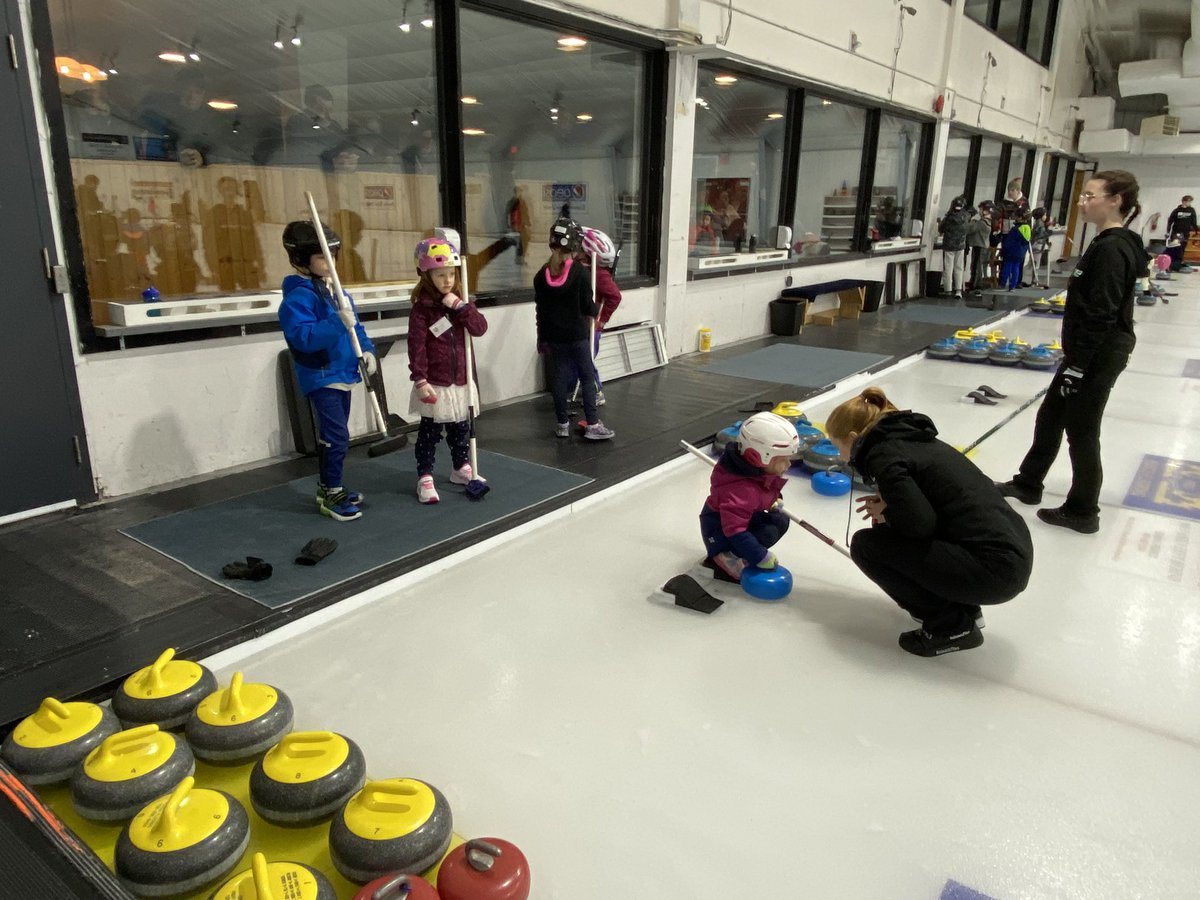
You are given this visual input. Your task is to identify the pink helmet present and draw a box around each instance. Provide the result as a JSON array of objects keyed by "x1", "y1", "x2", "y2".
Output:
[
  {"x1": 1155, "y1": 253, "x2": 1172, "y2": 272},
  {"x1": 414, "y1": 237, "x2": 461, "y2": 273},
  {"x1": 580, "y1": 227, "x2": 617, "y2": 267}
]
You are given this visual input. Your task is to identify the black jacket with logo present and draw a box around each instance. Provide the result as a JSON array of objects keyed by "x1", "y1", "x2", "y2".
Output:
[
  {"x1": 1062, "y1": 227, "x2": 1146, "y2": 371},
  {"x1": 1167, "y1": 204, "x2": 1197, "y2": 240}
]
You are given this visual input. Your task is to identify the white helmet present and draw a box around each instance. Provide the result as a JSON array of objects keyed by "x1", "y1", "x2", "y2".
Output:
[
  {"x1": 580, "y1": 227, "x2": 617, "y2": 267},
  {"x1": 737, "y1": 412, "x2": 800, "y2": 467}
]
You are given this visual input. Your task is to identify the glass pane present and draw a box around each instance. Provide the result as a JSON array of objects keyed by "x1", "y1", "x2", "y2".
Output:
[
  {"x1": 1008, "y1": 145, "x2": 1029, "y2": 202},
  {"x1": 1053, "y1": 159, "x2": 1073, "y2": 224},
  {"x1": 792, "y1": 95, "x2": 866, "y2": 257},
  {"x1": 938, "y1": 127, "x2": 973, "y2": 214},
  {"x1": 870, "y1": 112, "x2": 925, "y2": 245},
  {"x1": 1025, "y1": 0, "x2": 1053, "y2": 61},
  {"x1": 49, "y1": 0, "x2": 439, "y2": 325},
  {"x1": 964, "y1": 0, "x2": 991, "y2": 27},
  {"x1": 995, "y1": 0, "x2": 1022, "y2": 44},
  {"x1": 460, "y1": 11, "x2": 645, "y2": 291},
  {"x1": 975, "y1": 137, "x2": 1004, "y2": 206},
  {"x1": 690, "y1": 65, "x2": 787, "y2": 258}
]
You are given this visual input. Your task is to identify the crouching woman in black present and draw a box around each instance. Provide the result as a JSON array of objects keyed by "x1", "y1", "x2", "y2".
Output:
[{"x1": 826, "y1": 388, "x2": 1034, "y2": 657}]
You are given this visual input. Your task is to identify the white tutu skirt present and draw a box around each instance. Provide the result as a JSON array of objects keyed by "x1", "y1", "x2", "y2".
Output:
[{"x1": 411, "y1": 381, "x2": 473, "y2": 424}]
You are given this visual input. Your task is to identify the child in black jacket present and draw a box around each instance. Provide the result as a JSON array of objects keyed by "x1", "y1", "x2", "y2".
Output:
[
  {"x1": 534, "y1": 218, "x2": 615, "y2": 441},
  {"x1": 827, "y1": 387, "x2": 1033, "y2": 657}
]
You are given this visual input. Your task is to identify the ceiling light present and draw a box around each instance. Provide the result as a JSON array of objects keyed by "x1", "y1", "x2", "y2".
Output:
[
  {"x1": 463, "y1": 127, "x2": 486, "y2": 136},
  {"x1": 399, "y1": 21, "x2": 411, "y2": 31},
  {"x1": 188, "y1": 42, "x2": 201, "y2": 62},
  {"x1": 158, "y1": 51, "x2": 188, "y2": 64},
  {"x1": 108, "y1": 67, "x2": 118, "y2": 75},
  {"x1": 576, "y1": 113, "x2": 592, "y2": 121},
  {"x1": 208, "y1": 100, "x2": 238, "y2": 110},
  {"x1": 550, "y1": 106, "x2": 559, "y2": 114},
  {"x1": 714, "y1": 74, "x2": 738, "y2": 85},
  {"x1": 557, "y1": 36, "x2": 587, "y2": 51},
  {"x1": 695, "y1": 97, "x2": 708, "y2": 108},
  {"x1": 821, "y1": 99, "x2": 832, "y2": 106},
  {"x1": 274, "y1": 22, "x2": 284, "y2": 49},
  {"x1": 461, "y1": 96, "x2": 479, "y2": 105},
  {"x1": 399, "y1": 1, "x2": 411, "y2": 31},
  {"x1": 410, "y1": 109, "x2": 420, "y2": 126},
  {"x1": 291, "y1": 29, "x2": 302, "y2": 46},
  {"x1": 421, "y1": 17, "x2": 433, "y2": 27},
  {"x1": 767, "y1": 112, "x2": 784, "y2": 119}
]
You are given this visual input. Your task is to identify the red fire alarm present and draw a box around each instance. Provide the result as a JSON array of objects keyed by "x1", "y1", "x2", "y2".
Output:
[{"x1": 934, "y1": 94, "x2": 945, "y2": 114}]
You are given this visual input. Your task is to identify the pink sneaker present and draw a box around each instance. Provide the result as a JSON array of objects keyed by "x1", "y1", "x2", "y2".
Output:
[
  {"x1": 449, "y1": 464, "x2": 474, "y2": 485},
  {"x1": 417, "y1": 475, "x2": 440, "y2": 504}
]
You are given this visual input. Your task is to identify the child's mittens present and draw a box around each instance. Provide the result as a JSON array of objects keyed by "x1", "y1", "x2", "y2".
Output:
[
  {"x1": 362, "y1": 351, "x2": 378, "y2": 376},
  {"x1": 338, "y1": 307, "x2": 357, "y2": 330},
  {"x1": 441, "y1": 292, "x2": 464, "y2": 309},
  {"x1": 417, "y1": 382, "x2": 437, "y2": 404},
  {"x1": 756, "y1": 552, "x2": 778, "y2": 570}
]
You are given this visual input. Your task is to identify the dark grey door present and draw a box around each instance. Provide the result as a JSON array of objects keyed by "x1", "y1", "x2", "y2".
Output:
[{"x1": 1, "y1": 5, "x2": 93, "y2": 516}]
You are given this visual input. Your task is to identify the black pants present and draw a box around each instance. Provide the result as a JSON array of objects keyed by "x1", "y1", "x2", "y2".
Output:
[
  {"x1": 967, "y1": 246, "x2": 987, "y2": 289},
  {"x1": 1013, "y1": 350, "x2": 1129, "y2": 516},
  {"x1": 850, "y1": 528, "x2": 1031, "y2": 635}
]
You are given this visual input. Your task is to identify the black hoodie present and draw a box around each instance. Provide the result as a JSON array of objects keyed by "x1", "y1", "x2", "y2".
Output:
[
  {"x1": 1062, "y1": 227, "x2": 1147, "y2": 370},
  {"x1": 850, "y1": 411, "x2": 1033, "y2": 563}
]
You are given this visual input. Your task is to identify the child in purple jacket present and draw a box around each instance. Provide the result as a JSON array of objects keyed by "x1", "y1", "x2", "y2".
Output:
[{"x1": 700, "y1": 412, "x2": 800, "y2": 582}]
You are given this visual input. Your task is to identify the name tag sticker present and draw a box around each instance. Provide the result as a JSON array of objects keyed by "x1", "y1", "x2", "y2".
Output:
[{"x1": 430, "y1": 317, "x2": 452, "y2": 338}]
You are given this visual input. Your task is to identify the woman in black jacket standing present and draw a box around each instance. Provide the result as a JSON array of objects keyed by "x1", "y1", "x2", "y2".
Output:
[
  {"x1": 827, "y1": 389, "x2": 1034, "y2": 657},
  {"x1": 997, "y1": 170, "x2": 1147, "y2": 534}
]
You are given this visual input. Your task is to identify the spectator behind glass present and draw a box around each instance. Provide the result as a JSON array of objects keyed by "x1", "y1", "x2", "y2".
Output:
[{"x1": 138, "y1": 68, "x2": 226, "y2": 166}]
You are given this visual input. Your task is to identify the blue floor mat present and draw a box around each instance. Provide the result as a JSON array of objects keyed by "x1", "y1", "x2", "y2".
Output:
[
  {"x1": 122, "y1": 449, "x2": 591, "y2": 608},
  {"x1": 702, "y1": 343, "x2": 890, "y2": 387}
]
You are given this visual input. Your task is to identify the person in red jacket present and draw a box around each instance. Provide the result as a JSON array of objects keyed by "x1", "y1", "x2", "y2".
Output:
[
  {"x1": 407, "y1": 237, "x2": 488, "y2": 504},
  {"x1": 573, "y1": 227, "x2": 622, "y2": 406},
  {"x1": 699, "y1": 412, "x2": 799, "y2": 583}
]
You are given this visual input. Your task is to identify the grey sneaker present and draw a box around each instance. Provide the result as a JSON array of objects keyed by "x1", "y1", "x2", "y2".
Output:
[
  {"x1": 595, "y1": 390, "x2": 606, "y2": 406},
  {"x1": 583, "y1": 421, "x2": 615, "y2": 441},
  {"x1": 555, "y1": 422, "x2": 570, "y2": 438}
]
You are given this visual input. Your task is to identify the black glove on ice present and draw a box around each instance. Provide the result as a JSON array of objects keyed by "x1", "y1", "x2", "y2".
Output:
[
  {"x1": 221, "y1": 556, "x2": 273, "y2": 581},
  {"x1": 296, "y1": 537, "x2": 338, "y2": 566}
]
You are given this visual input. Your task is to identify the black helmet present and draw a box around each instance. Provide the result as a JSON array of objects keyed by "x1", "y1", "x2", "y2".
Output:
[
  {"x1": 548, "y1": 217, "x2": 582, "y2": 252},
  {"x1": 1030, "y1": 206, "x2": 1046, "y2": 220},
  {"x1": 978, "y1": 200, "x2": 995, "y2": 212},
  {"x1": 950, "y1": 195, "x2": 967, "y2": 211},
  {"x1": 282, "y1": 220, "x2": 341, "y2": 269}
]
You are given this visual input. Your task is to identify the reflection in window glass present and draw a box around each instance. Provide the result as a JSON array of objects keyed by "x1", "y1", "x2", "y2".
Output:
[
  {"x1": 995, "y1": 2, "x2": 1022, "y2": 45},
  {"x1": 1008, "y1": 146, "x2": 1030, "y2": 203},
  {"x1": 792, "y1": 95, "x2": 866, "y2": 257},
  {"x1": 1025, "y1": 0, "x2": 1054, "y2": 62},
  {"x1": 975, "y1": 137, "x2": 1004, "y2": 206},
  {"x1": 938, "y1": 128, "x2": 973, "y2": 213},
  {"x1": 964, "y1": 0, "x2": 991, "y2": 28},
  {"x1": 49, "y1": 0, "x2": 439, "y2": 324},
  {"x1": 1052, "y1": 158, "x2": 1074, "y2": 224},
  {"x1": 870, "y1": 112, "x2": 925, "y2": 245},
  {"x1": 690, "y1": 65, "x2": 787, "y2": 259},
  {"x1": 460, "y1": 11, "x2": 645, "y2": 291}
]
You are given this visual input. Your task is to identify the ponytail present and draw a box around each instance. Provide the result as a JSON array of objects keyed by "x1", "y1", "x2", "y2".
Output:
[
  {"x1": 1094, "y1": 169, "x2": 1141, "y2": 223},
  {"x1": 826, "y1": 387, "x2": 899, "y2": 442}
]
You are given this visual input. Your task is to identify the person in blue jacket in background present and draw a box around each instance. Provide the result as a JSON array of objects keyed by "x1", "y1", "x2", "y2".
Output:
[{"x1": 279, "y1": 220, "x2": 376, "y2": 522}]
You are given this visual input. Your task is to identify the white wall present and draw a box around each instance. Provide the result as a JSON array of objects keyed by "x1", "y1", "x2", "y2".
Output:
[{"x1": 49, "y1": 0, "x2": 1089, "y2": 499}]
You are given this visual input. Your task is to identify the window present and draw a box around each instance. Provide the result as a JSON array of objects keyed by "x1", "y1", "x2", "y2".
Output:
[
  {"x1": 995, "y1": 2, "x2": 1021, "y2": 46},
  {"x1": 48, "y1": 0, "x2": 440, "y2": 328},
  {"x1": 459, "y1": 10, "x2": 648, "y2": 291},
  {"x1": 963, "y1": 0, "x2": 1058, "y2": 66},
  {"x1": 1051, "y1": 157, "x2": 1075, "y2": 225},
  {"x1": 1008, "y1": 145, "x2": 1031, "y2": 204},
  {"x1": 975, "y1": 137, "x2": 1004, "y2": 206},
  {"x1": 938, "y1": 127, "x2": 974, "y2": 214},
  {"x1": 869, "y1": 112, "x2": 925, "y2": 245},
  {"x1": 1025, "y1": 0, "x2": 1055, "y2": 62},
  {"x1": 792, "y1": 95, "x2": 867, "y2": 258},
  {"x1": 690, "y1": 65, "x2": 788, "y2": 259}
]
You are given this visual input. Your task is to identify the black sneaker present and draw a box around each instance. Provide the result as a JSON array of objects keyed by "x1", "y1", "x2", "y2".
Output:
[
  {"x1": 899, "y1": 626, "x2": 984, "y2": 657},
  {"x1": 996, "y1": 480, "x2": 1042, "y2": 505},
  {"x1": 1037, "y1": 505, "x2": 1099, "y2": 534}
]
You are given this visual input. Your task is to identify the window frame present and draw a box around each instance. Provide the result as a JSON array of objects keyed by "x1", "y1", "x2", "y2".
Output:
[{"x1": 963, "y1": 0, "x2": 1059, "y2": 67}]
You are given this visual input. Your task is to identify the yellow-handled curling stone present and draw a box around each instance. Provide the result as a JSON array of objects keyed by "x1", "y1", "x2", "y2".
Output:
[
  {"x1": 115, "y1": 776, "x2": 250, "y2": 897},
  {"x1": 329, "y1": 778, "x2": 454, "y2": 884},
  {"x1": 185, "y1": 672, "x2": 294, "y2": 765},
  {"x1": 112, "y1": 648, "x2": 218, "y2": 730},
  {"x1": 249, "y1": 731, "x2": 366, "y2": 826},
  {"x1": 1, "y1": 697, "x2": 121, "y2": 785},
  {"x1": 208, "y1": 851, "x2": 336, "y2": 900},
  {"x1": 71, "y1": 724, "x2": 195, "y2": 822}
]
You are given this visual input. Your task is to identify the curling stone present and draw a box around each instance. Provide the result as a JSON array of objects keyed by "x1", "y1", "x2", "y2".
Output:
[
  {"x1": 249, "y1": 731, "x2": 366, "y2": 827},
  {"x1": 1, "y1": 697, "x2": 121, "y2": 785},
  {"x1": 770, "y1": 402, "x2": 805, "y2": 422},
  {"x1": 330, "y1": 778, "x2": 454, "y2": 885},
  {"x1": 741, "y1": 564, "x2": 793, "y2": 601},
  {"x1": 988, "y1": 340, "x2": 1026, "y2": 366},
  {"x1": 956, "y1": 339, "x2": 991, "y2": 363},
  {"x1": 71, "y1": 724, "x2": 195, "y2": 822},
  {"x1": 438, "y1": 838, "x2": 531, "y2": 900},
  {"x1": 1029, "y1": 298, "x2": 1052, "y2": 314},
  {"x1": 210, "y1": 851, "x2": 337, "y2": 900},
  {"x1": 1042, "y1": 341, "x2": 1064, "y2": 362},
  {"x1": 352, "y1": 873, "x2": 440, "y2": 900},
  {"x1": 115, "y1": 776, "x2": 249, "y2": 898},
  {"x1": 811, "y1": 469, "x2": 852, "y2": 497},
  {"x1": 1020, "y1": 346, "x2": 1057, "y2": 370},
  {"x1": 112, "y1": 648, "x2": 218, "y2": 730},
  {"x1": 185, "y1": 672, "x2": 294, "y2": 765},
  {"x1": 1048, "y1": 296, "x2": 1067, "y2": 315},
  {"x1": 926, "y1": 337, "x2": 960, "y2": 360},
  {"x1": 794, "y1": 422, "x2": 824, "y2": 448},
  {"x1": 712, "y1": 423, "x2": 740, "y2": 454},
  {"x1": 801, "y1": 439, "x2": 844, "y2": 473}
]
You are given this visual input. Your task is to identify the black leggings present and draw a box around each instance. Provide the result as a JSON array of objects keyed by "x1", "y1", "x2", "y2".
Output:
[{"x1": 850, "y1": 527, "x2": 1031, "y2": 635}]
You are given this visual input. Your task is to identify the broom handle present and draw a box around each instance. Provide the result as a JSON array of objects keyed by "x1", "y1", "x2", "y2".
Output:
[
  {"x1": 303, "y1": 192, "x2": 388, "y2": 434},
  {"x1": 680, "y1": 440, "x2": 853, "y2": 559},
  {"x1": 460, "y1": 246, "x2": 481, "y2": 478},
  {"x1": 590, "y1": 251, "x2": 598, "y2": 362}
]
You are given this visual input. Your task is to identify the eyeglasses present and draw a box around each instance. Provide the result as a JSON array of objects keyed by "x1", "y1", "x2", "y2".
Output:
[{"x1": 1080, "y1": 192, "x2": 1111, "y2": 201}]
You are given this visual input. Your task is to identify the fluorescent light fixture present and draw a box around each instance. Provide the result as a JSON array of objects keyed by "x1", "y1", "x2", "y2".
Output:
[
  {"x1": 576, "y1": 113, "x2": 593, "y2": 121},
  {"x1": 399, "y1": 21, "x2": 411, "y2": 31},
  {"x1": 208, "y1": 100, "x2": 238, "y2": 110},
  {"x1": 714, "y1": 74, "x2": 738, "y2": 85},
  {"x1": 767, "y1": 112, "x2": 784, "y2": 119},
  {"x1": 821, "y1": 99, "x2": 832, "y2": 106},
  {"x1": 158, "y1": 51, "x2": 188, "y2": 63},
  {"x1": 461, "y1": 96, "x2": 479, "y2": 105},
  {"x1": 463, "y1": 127, "x2": 486, "y2": 135},
  {"x1": 557, "y1": 36, "x2": 587, "y2": 50},
  {"x1": 421, "y1": 16, "x2": 433, "y2": 27}
]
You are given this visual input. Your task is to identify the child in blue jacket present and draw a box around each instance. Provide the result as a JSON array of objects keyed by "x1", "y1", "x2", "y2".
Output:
[
  {"x1": 279, "y1": 220, "x2": 376, "y2": 521},
  {"x1": 1000, "y1": 217, "x2": 1031, "y2": 290},
  {"x1": 700, "y1": 412, "x2": 799, "y2": 582}
]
